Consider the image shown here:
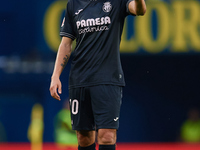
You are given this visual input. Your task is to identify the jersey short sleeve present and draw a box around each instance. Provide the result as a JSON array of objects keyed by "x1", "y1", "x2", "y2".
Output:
[{"x1": 60, "y1": 1, "x2": 76, "y2": 40}]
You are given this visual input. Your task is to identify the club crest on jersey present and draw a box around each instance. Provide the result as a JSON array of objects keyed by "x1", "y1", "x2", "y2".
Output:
[{"x1": 102, "y1": 2, "x2": 112, "y2": 13}]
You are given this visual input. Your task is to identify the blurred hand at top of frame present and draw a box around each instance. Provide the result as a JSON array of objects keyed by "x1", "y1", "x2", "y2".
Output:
[{"x1": 49, "y1": 77, "x2": 62, "y2": 101}]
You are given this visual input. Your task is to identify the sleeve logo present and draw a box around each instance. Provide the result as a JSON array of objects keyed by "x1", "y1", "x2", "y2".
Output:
[
  {"x1": 102, "y1": 2, "x2": 112, "y2": 13},
  {"x1": 61, "y1": 17, "x2": 65, "y2": 27}
]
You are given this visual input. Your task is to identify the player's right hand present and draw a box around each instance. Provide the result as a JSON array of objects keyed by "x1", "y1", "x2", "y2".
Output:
[{"x1": 49, "y1": 77, "x2": 62, "y2": 101}]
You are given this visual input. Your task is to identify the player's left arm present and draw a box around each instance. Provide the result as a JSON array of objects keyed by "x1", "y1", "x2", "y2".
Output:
[{"x1": 128, "y1": 0, "x2": 146, "y2": 16}]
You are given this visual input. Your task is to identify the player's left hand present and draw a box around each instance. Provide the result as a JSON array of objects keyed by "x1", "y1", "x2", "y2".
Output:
[{"x1": 49, "y1": 77, "x2": 62, "y2": 101}]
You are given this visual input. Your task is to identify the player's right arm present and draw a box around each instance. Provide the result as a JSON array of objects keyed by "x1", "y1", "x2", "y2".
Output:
[
  {"x1": 128, "y1": 0, "x2": 146, "y2": 16},
  {"x1": 49, "y1": 37, "x2": 73, "y2": 101}
]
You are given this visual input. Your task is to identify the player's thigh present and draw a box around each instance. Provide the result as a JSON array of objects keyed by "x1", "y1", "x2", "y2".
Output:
[
  {"x1": 69, "y1": 87, "x2": 95, "y2": 131},
  {"x1": 90, "y1": 85, "x2": 123, "y2": 130}
]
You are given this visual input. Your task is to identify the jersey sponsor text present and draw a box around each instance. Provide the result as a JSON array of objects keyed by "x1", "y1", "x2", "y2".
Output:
[{"x1": 76, "y1": 16, "x2": 111, "y2": 34}]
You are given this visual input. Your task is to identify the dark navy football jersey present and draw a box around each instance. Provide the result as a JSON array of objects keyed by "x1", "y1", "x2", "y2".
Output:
[{"x1": 60, "y1": 0, "x2": 134, "y2": 88}]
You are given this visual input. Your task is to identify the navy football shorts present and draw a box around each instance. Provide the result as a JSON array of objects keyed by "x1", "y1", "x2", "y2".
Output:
[{"x1": 69, "y1": 84, "x2": 123, "y2": 131}]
